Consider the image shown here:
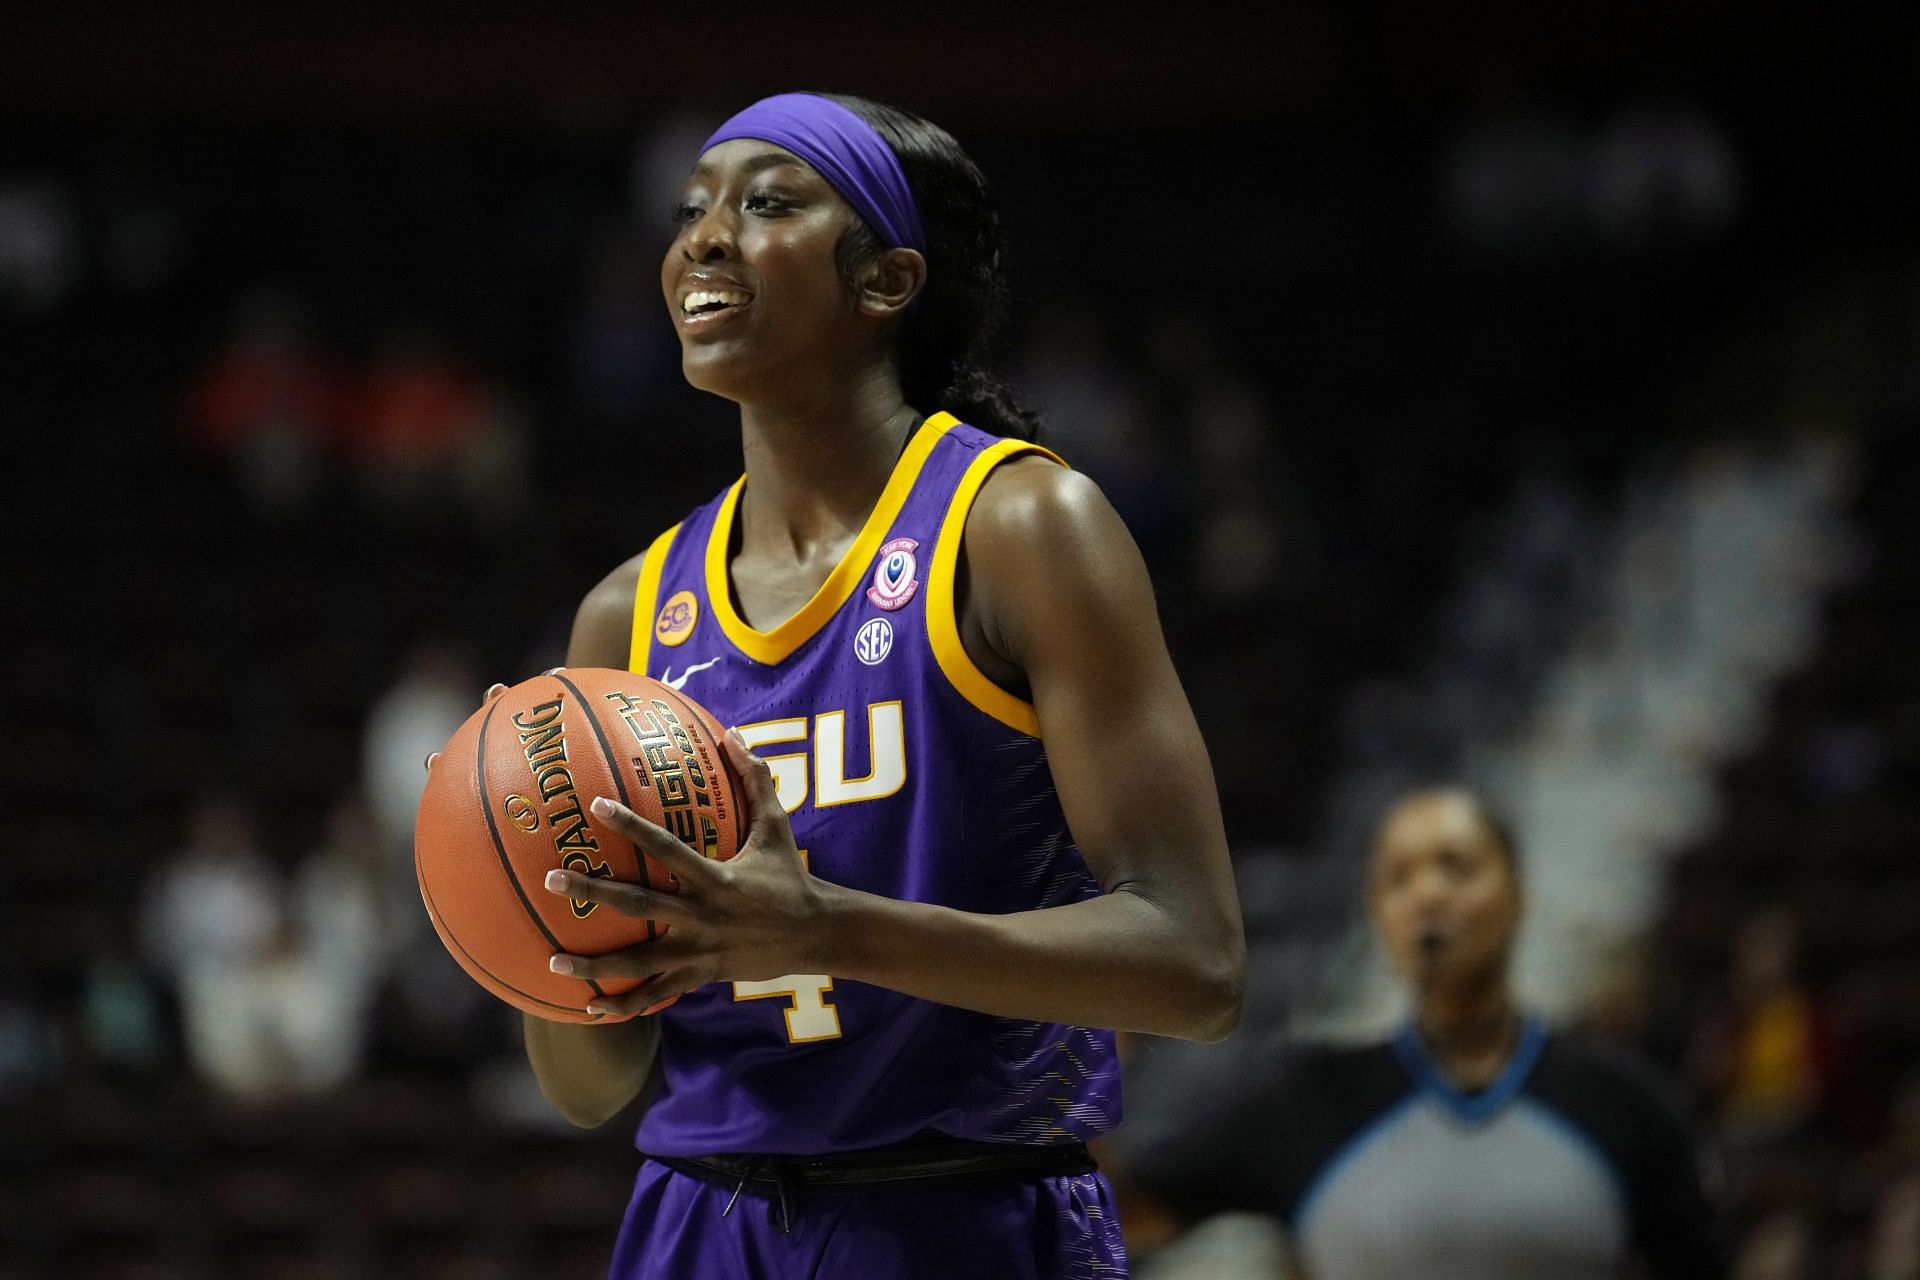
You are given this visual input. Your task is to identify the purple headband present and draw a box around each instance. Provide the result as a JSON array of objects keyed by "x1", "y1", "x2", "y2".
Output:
[{"x1": 701, "y1": 93, "x2": 926, "y2": 253}]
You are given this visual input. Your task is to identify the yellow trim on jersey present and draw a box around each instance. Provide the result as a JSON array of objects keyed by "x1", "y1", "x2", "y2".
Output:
[
  {"x1": 927, "y1": 438, "x2": 1067, "y2": 738},
  {"x1": 704, "y1": 411, "x2": 961, "y2": 666},
  {"x1": 627, "y1": 523, "x2": 682, "y2": 675}
]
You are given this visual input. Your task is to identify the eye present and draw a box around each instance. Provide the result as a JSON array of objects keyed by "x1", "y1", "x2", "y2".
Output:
[
  {"x1": 743, "y1": 191, "x2": 793, "y2": 214},
  {"x1": 670, "y1": 202, "x2": 702, "y2": 226}
]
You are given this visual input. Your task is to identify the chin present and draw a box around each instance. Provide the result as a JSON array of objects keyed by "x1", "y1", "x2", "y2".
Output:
[{"x1": 679, "y1": 348, "x2": 754, "y2": 402}]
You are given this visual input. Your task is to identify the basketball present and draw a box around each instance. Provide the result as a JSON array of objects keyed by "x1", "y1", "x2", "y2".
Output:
[{"x1": 414, "y1": 667, "x2": 745, "y2": 1023}]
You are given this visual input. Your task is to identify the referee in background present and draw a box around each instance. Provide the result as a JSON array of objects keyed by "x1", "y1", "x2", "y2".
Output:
[{"x1": 1130, "y1": 787, "x2": 1728, "y2": 1279}]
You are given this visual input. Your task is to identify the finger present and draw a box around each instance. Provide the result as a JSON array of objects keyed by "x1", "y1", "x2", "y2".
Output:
[
  {"x1": 484, "y1": 682, "x2": 509, "y2": 703},
  {"x1": 721, "y1": 727, "x2": 789, "y2": 842},
  {"x1": 543, "y1": 867, "x2": 699, "y2": 922},
  {"x1": 588, "y1": 969, "x2": 706, "y2": 1018},
  {"x1": 550, "y1": 935, "x2": 699, "y2": 983},
  {"x1": 588, "y1": 797, "x2": 717, "y2": 881}
]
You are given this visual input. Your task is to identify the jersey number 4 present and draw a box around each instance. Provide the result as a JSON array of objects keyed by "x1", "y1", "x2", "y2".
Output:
[{"x1": 727, "y1": 705, "x2": 909, "y2": 1045}]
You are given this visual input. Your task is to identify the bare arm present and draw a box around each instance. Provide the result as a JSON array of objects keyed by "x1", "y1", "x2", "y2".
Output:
[
  {"x1": 519, "y1": 554, "x2": 665, "y2": 1127},
  {"x1": 554, "y1": 462, "x2": 1246, "y2": 1042},
  {"x1": 820, "y1": 461, "x2": 1245, "y2": 1039}
]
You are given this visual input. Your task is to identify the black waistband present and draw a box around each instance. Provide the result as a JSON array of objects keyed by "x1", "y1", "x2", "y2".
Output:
[{"x1": 646, "y1": 1137, "x2": 1098, "y2": 1233}]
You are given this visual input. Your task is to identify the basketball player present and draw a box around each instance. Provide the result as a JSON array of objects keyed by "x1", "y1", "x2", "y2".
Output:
[
  {"x1": 508, "y1": 93, "x2": 1243, "y2": 1278},
  {"x1": 1128, "y1": 787, "x2": 1727, "y2": 1279}
]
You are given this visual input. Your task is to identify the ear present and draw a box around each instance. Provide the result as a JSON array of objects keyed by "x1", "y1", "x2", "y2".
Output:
[{"x1": 854, "y1": 246, "x2": 927, "y2": 319}]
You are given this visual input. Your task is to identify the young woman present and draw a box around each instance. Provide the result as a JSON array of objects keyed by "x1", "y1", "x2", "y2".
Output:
[{"x1": 515, "y1": 91, "x2": 1244, "y2": 1279}]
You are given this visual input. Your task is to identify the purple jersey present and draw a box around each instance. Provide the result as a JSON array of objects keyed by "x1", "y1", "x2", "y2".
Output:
[{"x1": 623, "y1": 412, "x2": 1122, "y2": 1157}]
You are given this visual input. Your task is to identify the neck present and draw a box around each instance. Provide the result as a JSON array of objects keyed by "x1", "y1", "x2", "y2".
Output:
[
  {"x1": 735, "y1": 372, "x2": 918, "y2": 552},
  {"x1": 1414, "y1": 971, "x2": 1521, "y2": 1089}
]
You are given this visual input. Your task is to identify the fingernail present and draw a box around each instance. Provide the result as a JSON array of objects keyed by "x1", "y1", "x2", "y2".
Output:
[
  {"x1": 586, "y1": 1004, "x2": 609, "y2": 1017},
  {"x1": 591, "y1": 796, "x2": 614, "y2": 817},
  {"x1": 545, "y1": 870, "x2": 567, "y2": 892},
  {"x1": 549, "y1": 955, "x2": 573, "y2": 975},
  {"x1": 726, "y1": 727, "x2": 745, "y2": 747}
]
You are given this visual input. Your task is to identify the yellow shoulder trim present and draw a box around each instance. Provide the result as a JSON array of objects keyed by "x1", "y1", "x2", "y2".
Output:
[
  {"x1": 705, "y1": 411, "x2": 960, "y2": 666},
  {"x1": 926, "y1": 438, "x2": 1067, "y2": 738},
  {"x1": 627, "y1": 523, "x2": 682, "y2": 675}
]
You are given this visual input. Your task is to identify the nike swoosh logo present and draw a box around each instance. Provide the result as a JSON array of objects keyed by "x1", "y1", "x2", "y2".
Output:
[{"x1": 662, "y1": 656, "x2": 722, "y2": 690}]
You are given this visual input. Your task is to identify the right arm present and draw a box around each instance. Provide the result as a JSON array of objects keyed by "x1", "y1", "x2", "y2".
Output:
[{"x1": 520, "y1": 552, "x2": 664, "y2": 1128}]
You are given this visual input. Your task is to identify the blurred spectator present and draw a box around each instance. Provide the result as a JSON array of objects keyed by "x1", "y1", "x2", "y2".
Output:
[
  {"x1": 183, "y1": 291, "x2": 343, "y2": 510},
  {"x1": 1732, "y1": 1210, "x2": 1814, "y2": 1280},
  {"x1": 361, "y1": 638, "x2": 480, "y2": 874},
  {"x1": 0, "y1": 179, "x2": 80, "y2": 313},
  {"x1": 290, "y1": 792, "x2": 398, "y2": 1074},
  {"x1": 140, "y1": 793, "x2": 281, "y2": 981},
  {"x1": 0, "y1": 976, "x2": 59, "y2": 1101},
  {"x1": 138, "y1": 793, "x2": 284, "y2": 1097},
  {"x1": 78, "y1": 905, "x2": 168, "y2": 1074},
  {"x1": 137, "y1": 793, "x2": 393, "y2": 1101},
  {"x1": 1866, "y1": 1175, "x2": 1920, "y2": 1280},
  {"x1": 194, "y1": 918, "x2": 370, "y2": 1100},
  {"x1": 1692, "y1": 909, "x2": 1841, "y2": 1143},
  {"x1": 80, "y1": 950, "x2": 168, "y2": 1077},
  {"x1": 1589, "y1": 107, "x2": 1743, "y2": 249},
  {"x1": 348, "y1": 328, "x2": 530, "y2": 521},
  {"x1": 1134, "y1": 1213, "x2": 1292, "y2": 1280},
  {"x1": 1442, "y1": 105, "x2": 1741, "y2": 253}
]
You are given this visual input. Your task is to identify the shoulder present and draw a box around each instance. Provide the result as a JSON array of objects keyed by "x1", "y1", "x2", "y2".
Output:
[
  {"x1": 1530, "y1": 1032, "x2": 1696, "y2": 1130},
  {"x1": 1525, "y1": 1031, "x2": 1710, "y2": 1190},
  {"x1": 960, "y1": 454, "x2": 1147, "y2": 633},
  {"x1": 964, "y1": 454, "x2": 1116, "y2": 560}
]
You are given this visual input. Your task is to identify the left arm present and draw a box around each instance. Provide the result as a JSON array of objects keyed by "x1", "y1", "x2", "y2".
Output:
[
  {"x1": 548, "y1": 462, "x2": 1247, "y2": 1042},
  {"x1": 821, "y1": 460, "x2": 1245, "y2": 1040}
]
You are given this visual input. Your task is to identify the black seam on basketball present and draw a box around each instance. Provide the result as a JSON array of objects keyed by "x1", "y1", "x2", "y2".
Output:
[
  {"x1": 654, "y1": 682, "x2": 747, "y2": 849},
  {"x1": 419, "y1": 861, "x2": 597, "y2": 1019},
  {"x1": 477, "y1": 691, "x2": 609, "y2": 999},
  {"x1": 550, "y1": 669, "x2": 658, "y2": 943}
]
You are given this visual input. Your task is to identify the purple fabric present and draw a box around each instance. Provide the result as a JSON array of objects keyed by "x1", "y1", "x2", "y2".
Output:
[
  {"x1": 629, "y1": 417, "x2": 1122, "y2": 1158},
  {"x1": 608, "y1": 1161, "x2": 1128, "y2": 1279},
  {"x1": 702, "y1": 93, "x2": 927, "y2": 252}
]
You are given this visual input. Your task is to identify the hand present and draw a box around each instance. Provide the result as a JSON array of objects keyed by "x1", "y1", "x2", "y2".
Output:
[
  {"x1": 542, "y1": 729, "x2": 834, "y2": 1018},
  {"x1": 423, "y1": 682, "x2": 509, "y2": 773}
]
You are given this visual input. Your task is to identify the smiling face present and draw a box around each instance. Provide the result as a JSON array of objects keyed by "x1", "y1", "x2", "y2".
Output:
[
  {"x1": 1367, "y1": 790, "x2": 1522, "y2": 998},
  {"x1": 662, "y1": 139, "x2": 885, "y2": 406}
]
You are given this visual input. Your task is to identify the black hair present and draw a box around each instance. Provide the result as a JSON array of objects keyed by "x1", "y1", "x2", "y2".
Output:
[
  {"x1": 1378, "y1": 785, "x2": 1525, "y2": 887},
  {"x1": 1465, "y1": 793, "x2": 1524, "y2": 887},
  {"x1": 817, "y1": 93, "x2": 1042, "y2": 443}
]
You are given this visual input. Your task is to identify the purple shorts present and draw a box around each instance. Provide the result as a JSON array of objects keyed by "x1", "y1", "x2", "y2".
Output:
[{"x1": 608, "y1": 1158, "x2": 1129, "y2": 1279}]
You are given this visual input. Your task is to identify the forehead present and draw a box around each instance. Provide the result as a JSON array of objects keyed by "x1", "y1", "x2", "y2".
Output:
[
  {"x1": 689, "y1": 140, "x2": 820, "y2": 183},
  {"x1": 1372, "y1": 795, "x2": 1498, "y2": 864}
]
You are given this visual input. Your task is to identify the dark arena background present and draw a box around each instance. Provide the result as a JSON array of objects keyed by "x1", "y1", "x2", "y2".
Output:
[{"x1": 4, "y1": 6, "x2": 1918, "y2": 1277}]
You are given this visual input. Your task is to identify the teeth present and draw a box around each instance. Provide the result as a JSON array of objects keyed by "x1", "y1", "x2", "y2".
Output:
[{"x1": 682, "y1": 289, "x2": 750, "y2": 314}]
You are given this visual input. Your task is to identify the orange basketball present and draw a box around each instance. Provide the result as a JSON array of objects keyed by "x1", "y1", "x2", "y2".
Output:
[{"x1": 414, "y1": 667, "x2": 745, "y2": 1023}]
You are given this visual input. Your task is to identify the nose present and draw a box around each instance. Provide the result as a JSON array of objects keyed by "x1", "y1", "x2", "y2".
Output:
[
  {"x1": 1407, "y1": 864, "x2": 1452, "y2": 914},
  {"x1": 681, "y1": 206, "x2": 736, "y2": 263}
]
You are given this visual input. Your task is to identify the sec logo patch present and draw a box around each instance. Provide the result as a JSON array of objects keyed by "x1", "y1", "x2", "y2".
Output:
[
  {"x1": 655, "y1": 590, "x2": 698, "y2": 647},
  {"x1": 854, "y1": 616, "x2": 894, "y2": 666}
]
